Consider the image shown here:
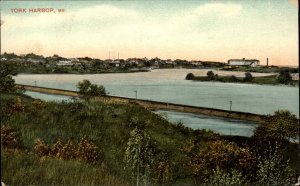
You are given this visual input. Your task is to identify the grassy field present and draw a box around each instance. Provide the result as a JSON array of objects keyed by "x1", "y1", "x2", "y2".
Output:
[{"x1": 1, "y1": 93, "x2": 298, "y2": 185}]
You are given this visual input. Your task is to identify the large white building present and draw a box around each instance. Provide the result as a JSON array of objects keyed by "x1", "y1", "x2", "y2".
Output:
[{"x1": 228, "y1": 58, "x2": 260, "y2": 67}]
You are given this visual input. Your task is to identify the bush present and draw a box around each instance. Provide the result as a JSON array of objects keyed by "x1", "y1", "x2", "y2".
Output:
[
  {"x1": 34, "y1": 139, "x2": 49, "y2": 157},
  {"x1": 207, "y1": 71, "x2": 215, "y2": 80},
  {"x1": 185, "y1": 73, "x2": 195, "y2": 80},
  {"x1": 244, "y1": 72, "x2": 253, "y2": 82},
  {"x1": 207, "y1": 167, "x2": 247, "y2": 185},
  {"x1": 35, "y1": 137, "x2": 102, "y2": 164},
  {"x1": 77, "y1": 79, "x2": 106, "y2": 98},
  {"x1": 256, "y1": 144, "x2": 296, "y2": 185},
  {"x1": 0, "y1": 64, "x2": 17, "y2": 93},
  {"x1": 1, "y1": 125, "x2": 22, "y2": 149},
  {"x1": 253, "y1": 110, "x2": 299, "y2": 142},
  {"x1": 277, "y1": 70, "x2": 292, "y2": 84},
  {"x1": 231, "y1": 75, "x2": 239, "y2": 82},
  {"x1": 76, "y1": 136, "x2": 102, "y2": 164}
]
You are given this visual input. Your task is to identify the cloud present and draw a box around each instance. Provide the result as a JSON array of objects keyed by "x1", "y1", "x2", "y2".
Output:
[
  {"x1": 170, "y1": 3, "x2": 242, "y2": 31},
  {"x1": 1, "y1": 5, "x2": 139, "y2": 30}
]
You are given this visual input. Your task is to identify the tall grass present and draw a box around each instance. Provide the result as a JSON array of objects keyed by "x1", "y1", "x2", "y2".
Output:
[
  {"x1": 1, "y1": 151, "x2": 128, "y2": 186},
  {"x1": 1, "y1": 93, "x2": 298, "y2": 185}
]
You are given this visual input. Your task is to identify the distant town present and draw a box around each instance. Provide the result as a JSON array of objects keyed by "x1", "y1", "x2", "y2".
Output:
[{"x1": 0, "y1": 52, "x2": 298, "y2": 77}]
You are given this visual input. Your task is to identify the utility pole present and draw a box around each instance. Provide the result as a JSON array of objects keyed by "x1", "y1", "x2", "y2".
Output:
[
  {"x1": 134, "y1": 90, "x2": 138, "y2": 99},
  {"x1": 229, "y1": 100, "x2": 232, "y2": 111}
]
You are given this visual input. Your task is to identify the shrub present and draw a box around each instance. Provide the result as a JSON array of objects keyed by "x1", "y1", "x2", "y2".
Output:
[
  {"x1": 185, "y1": 73, "x2": 195, "y2": 80},
  {"x1": 58, "y1": 139, "x2": 77, "y2": 160},
  {"x1": 244, "y1": 72, "x2": 253, "y2": 82},
  {"x1": 50, "y1": 138, "x2": 64, "y2": 157},
  {"x1": 1, "y1": 125, "x2": 22, "y2": 149},
  {"x1": 153, "y1": 161, "x2": 171, "y2": 184},
  {"x1": 185, "y1": 140, "x2": 256, "y2": 178},
  {"x1": 37, "y1": 137, "x2": 102, "y2": 164},
  {"x1": 34, "y1": 139, "x2": 49, "y2": 157},
  {"x1": 5, "y1": 97, "x2": 24, "y2": 114},
  {"x1": 231, "y1": 75, "x2": 238, "y2": 82},
  {"x1": 77, "y1": 79, "x2": 106, "y2": 98},
  {"x1": 256, "y1": 144, "x2": 296, "y2": 185},
  {"x1": 206, "y1": 167, "x2": 247, "y2": 185},
  {"x1": 253, "y1": 110, "x2": 299, "y2": 142},
  {"x1": 0, "y1": 64, "x2": 17, "y2": 93},
  {"x1": 76, "y1": 136, "x2": 102, "y2": 164},
  {"x1": 277, "y1": 70, "x2": 292, "y2": 84},
  {"x1": 207, "y1": 71, "x2": 215, "y2": 80}
]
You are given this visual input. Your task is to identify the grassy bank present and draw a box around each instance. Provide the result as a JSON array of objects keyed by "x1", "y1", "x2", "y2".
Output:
[
  {"x1": 221, "y1": 66, "x2": 298, "y2": 74},
  {"x1": 187, "y1": 74, "x2": 298, "y2": 86},
  {"x1": 1, "y1": 93, "x2": 299, "y2": 185}
]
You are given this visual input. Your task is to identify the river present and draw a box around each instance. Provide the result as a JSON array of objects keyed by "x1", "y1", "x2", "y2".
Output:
[{"x1": 14, "y1": 69, "x2": 299, "y2": 136}]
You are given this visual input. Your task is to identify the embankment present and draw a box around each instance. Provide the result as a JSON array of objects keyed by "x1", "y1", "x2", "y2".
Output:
[{"x1": 16, "y1": 84, "x2": 267, "y2": 123}]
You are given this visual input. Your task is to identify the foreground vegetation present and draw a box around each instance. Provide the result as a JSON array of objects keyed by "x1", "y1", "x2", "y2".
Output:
[
  {"x1": 186, "y1": 70, "x2": 298, "y2": 86},
  {"x1": 1, "y1": 66, "x2": 299, "y2": 185},
  {"x1": 1, "y1": 92, "x2": 299, "y2": 185}
]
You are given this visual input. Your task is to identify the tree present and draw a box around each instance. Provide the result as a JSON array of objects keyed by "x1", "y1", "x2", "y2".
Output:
[
  {"x1": 231, "y1": 75, "x2": 239, "y2": 82},
  {"x1": 77, "y1": 79, "x2": 91, "y2": 95},
  {"x1": 277, "y1": 70, "x2": 292, "y2": 84},
  {"x1": 0, "y1": 64, "x2": 17, "y2": 93},
  {"x1": 253, "y1": 110, "x2": 299, "y2": 142},
  {"x1": 89, "y1": 84, "x2": 106, "y2": 97},
  {"x1": 124, "y1": 128, "x2": 154, "y2": 186},
  {"x1": 244, "y1": 72, "x2": 253, "y2": 82},
  {"x1": 185, "y1": 73, "x2": 195, "y2": 80},
  {"x1": 76, "y1": 79, "x2": 106, "y2": 98},
  {"x1": 256, "y1": 144, "x2": 296, "y2": 185},
  {"x1": 207, "y1": 167, "x2": 247, "y2": 185},
  {"x1": 207, "y1": 71, "x2": 215, "y2": 80}
]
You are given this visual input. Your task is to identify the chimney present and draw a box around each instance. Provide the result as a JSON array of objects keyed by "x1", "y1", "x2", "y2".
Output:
[{"x1": 267, "y1": 58, "x2": 269, "y2": 66}]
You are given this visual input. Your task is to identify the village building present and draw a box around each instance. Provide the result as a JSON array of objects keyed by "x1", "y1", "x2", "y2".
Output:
[
  {"x1": 228, "y1": 58, "x2": 259, "y2": 67},
  {"x1": 27, "y1": 58, "x2": 43, "y2": 63},
  {"x1": 57, "y1": 60, "x2": 72, "y2": 66},
  {"x1": 291, "y1": 73, "x2": 299, "y2": 81},
  {"x1": 1, "y1": 57, "x2": 7, "y2": 61},
  {"x1": 109, "y1": 60, "x2": 120, "y2": 67}
]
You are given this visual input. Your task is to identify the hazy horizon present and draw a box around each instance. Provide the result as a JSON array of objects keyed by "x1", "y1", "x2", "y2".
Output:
[{"x1": 1, "y1": 0, "x2": 298, "y2": 66}]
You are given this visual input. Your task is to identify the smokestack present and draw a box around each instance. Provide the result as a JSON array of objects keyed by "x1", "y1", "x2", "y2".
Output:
[{"x1": 267, "y1": 58, "x2": 269, "y2": 67}]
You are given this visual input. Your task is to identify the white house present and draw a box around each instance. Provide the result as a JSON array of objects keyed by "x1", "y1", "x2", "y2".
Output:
[
  {"x1": 57, "y1": 60, "x2": 72, "y2": 66},
  {"x1": 228, "y1": 58, "x2": 259, "y2": 67},
  {"x1": 291, "y1": 73, "x2": 299, "y2": 81},
  {"x1": 27, "y1": 58, "x2": 44, "y2": 63},
  {"x1": 109, "y1": 60, "x2": 120, "y2": 67}
]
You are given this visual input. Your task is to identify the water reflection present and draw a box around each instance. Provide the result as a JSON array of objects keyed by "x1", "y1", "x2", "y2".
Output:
[{"x1": 153, "y1": 110, "x2": 257, "y2": 137}]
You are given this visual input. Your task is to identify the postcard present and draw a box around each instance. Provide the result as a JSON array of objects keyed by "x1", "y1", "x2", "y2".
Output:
[{"x1": 1, "y1": 1, "x2": 299, "y2": 185}]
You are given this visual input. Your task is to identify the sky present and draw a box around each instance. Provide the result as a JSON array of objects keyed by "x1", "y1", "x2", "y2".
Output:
[{"x1": 0, "y1": 0, "x2": 298, "y2": 66}]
